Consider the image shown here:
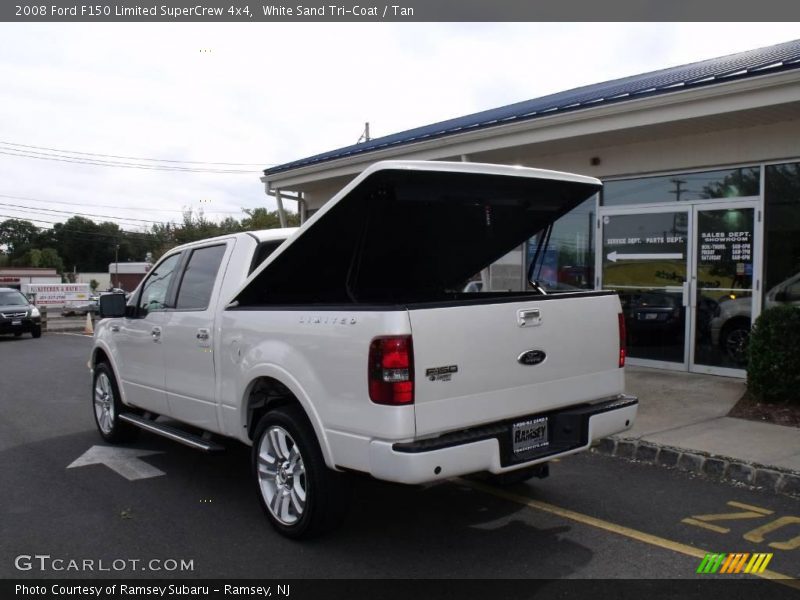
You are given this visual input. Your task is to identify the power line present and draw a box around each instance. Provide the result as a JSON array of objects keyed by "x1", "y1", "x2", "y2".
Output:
[
  {"x1": 0, "y1": 149, "x2": 259, "y2": 174},
  {"x1": 0, "y1": 140, "x2": 276, "y2": 166},
  {"x1": 0, "y1": 192, "x2": 258, "y2": 215},
  {"x1": 0, "y1": 201, "x2": 162, "y2": 225},
  {"x1": 0, "y1": 214, "x2": 154, "y2": 239}
]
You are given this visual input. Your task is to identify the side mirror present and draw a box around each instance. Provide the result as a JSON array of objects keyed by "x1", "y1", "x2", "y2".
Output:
[{"x1": 99, "y1": 293, "x2": 127, "y2": 318}]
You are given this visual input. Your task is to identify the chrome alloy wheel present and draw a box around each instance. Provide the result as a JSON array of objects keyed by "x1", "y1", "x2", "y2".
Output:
[
  {"x1": 94, "y1": 372, "x2": 115, "y2": 434},
  {"x1": 256, "y1": 425, "x2": 307, "y2": 525}
]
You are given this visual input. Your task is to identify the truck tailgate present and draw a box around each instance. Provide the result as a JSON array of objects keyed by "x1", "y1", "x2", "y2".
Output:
[{"x1": 409, "y1": 292, "x2": 624, "y2": 437}]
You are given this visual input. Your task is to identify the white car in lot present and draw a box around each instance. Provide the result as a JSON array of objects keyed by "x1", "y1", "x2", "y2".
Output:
[
  {"x1": 710, "y1": 271, "x2": 800, "y2": 364},
  {"x1": 91, "y1": 160, "x2": 637, "y2": 538}
]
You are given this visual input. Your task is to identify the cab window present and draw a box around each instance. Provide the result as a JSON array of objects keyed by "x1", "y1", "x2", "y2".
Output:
[{"x1": 138, "y1": 253, "x2": 181, "y2": 314}]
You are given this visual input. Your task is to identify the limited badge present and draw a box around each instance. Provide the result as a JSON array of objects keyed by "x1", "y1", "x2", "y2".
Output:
[{"x1": 425, "y1": 365, "x2": 458, "y2": 382}]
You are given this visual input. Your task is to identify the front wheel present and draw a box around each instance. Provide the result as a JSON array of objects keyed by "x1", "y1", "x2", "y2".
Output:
[
  {"x1": 92, "y1": 362, "x2": 139, "y2": 443},
  {"x1": 31, "y1": 326, "x2": 42, "y2": 338},
  {"x1": 252, "y1": 406, "x2": 350, "y2": 539}
]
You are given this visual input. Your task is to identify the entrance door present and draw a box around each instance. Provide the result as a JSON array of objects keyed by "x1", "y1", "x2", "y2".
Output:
[
  {"x1": 600, "y1": 208, "x2": 691, "y2": 370},
  {"x1": 690, "y1": 201, "x2": 761, "y2": 376}
]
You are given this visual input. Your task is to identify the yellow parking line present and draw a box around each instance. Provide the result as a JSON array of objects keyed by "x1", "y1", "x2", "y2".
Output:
[
  {"x1": 461, "y1": 479, "x2": 799, "y2": 589},
  {"x1": 727, "y1": 501, "x2": 773, "y2": 515},
  {"x1": 681, "y1": 517, "x2": 730, "y2": 534}
]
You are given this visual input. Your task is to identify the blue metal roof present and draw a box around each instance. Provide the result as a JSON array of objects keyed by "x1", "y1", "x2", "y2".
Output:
[{"x1": 265, "y1": 39, "x2": 800, "y2": 177}]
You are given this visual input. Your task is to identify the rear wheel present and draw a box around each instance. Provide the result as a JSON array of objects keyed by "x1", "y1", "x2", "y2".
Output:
[
  {"x1": 252, "y1": 406, "x2": 350, "y2": 539},
  {"x1": 92, "y1": 362, "x2": 139, "y2": 443},
  {"x1": 14, "y1": 332, "x2": 22, "y2": 337}
]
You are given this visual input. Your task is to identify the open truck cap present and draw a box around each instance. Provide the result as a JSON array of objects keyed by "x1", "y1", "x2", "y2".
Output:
[{"x1": 233, "y1": 160, "x2": 601, "y2": 306}]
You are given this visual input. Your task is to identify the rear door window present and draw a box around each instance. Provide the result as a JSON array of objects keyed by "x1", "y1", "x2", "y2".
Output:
[{"x1": 175, "y1": 244, "x2": 227, "y2": 310}]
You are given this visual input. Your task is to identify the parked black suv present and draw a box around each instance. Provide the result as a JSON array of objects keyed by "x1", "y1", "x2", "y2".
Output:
[{"x1": 0, "y1": 287, "x2": 42, "y2": 338}]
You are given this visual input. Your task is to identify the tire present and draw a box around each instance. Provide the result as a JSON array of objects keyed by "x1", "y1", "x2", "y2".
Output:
[
  {"x1": 483, "y1": 463, "x2": 549, "y2": 487},
  {"x1": 14, "y1": 332, "x2": 22, "y2": 337},
  {"x1": 92, "y1": 362, "x2": 139, "y2": 443},
  {"x1": 252, "y1": 406, "x2": 351, "y2": 539},
  {"x1": 720, "y1": 321, "x2": 750, "y2": 366},
  {"x1": 31, "y1": 326, "x2": 42, "y2": 339}
]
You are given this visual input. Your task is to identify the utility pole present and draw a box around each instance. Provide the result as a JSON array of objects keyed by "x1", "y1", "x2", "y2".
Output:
[
  {"x1": 114, "y1": 242, "x2": 119, "y2": 289},
  {"x1": 670, "y1": 179, "x2": 687, "y2": 202}
]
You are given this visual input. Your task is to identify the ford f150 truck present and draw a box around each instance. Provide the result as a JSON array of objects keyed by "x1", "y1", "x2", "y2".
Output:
[{"x1": 91, "y1": 160, "x2": 638, "y2": 538}]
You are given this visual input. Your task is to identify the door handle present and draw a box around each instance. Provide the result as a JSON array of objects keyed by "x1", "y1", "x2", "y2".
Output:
[
  {"x1": 110, "y1": 324, "x2": 120, "y2": 332},
  {"x1": 517, "y1": 308, "x2": 542, "y2": 327},
  {"x1": 151, "y1": 326, "x2": 161, "y2": 342},
  {"x1": 196, "y1": 328, "x2": 210, "y2": 341}
]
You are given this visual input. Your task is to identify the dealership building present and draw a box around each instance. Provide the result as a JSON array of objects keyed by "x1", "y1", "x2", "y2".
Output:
[{"x1": 262, "y1": 39, "x2": 800, "y2": 378}]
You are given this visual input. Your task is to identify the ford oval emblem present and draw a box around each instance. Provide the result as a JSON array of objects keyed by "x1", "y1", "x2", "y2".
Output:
[{"x1": 517, "y1": 350, "x2": 546, "y2": 366}]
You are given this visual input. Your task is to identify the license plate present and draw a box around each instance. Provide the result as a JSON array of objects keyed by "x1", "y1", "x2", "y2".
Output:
[
  {"x1": 11, "y1": 320, "x2": 21, "y2": 326},
  {"x1": 512, "y1": 417, "x2": 548, "y2": 455},
  {"x1": 644, "y1": 313, "x2": 658, "y2": 320}
]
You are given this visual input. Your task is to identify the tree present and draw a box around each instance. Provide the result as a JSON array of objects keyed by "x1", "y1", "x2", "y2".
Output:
[
  {"x1": 0, "y1": 219, "x2": 40, "y2": 259},
  {"x1": 241, "y1": 207, "x2": 299, "y2": 230},
  {"x1": 39, "y1": 248, "x2": 65, "y2": 272},
  {"x1": 701, "y1": 167, "x2": 760, "y2": 199},
  {"x1": 12, "y1": 247, "x2": 65, "y2": 272}
]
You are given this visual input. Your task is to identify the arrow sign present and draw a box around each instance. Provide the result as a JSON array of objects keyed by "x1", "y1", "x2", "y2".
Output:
[
  {"x1": 68, "y1": 446, "x2": 165, "y2": 481},
  {"x1": 607, "y1": 251, "x2": 683, "y2": 262}
]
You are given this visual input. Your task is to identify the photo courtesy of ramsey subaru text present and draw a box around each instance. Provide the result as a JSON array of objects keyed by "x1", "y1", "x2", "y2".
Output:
[{"x1": 90, "y1": 161, "x2": 638, "y2": 538}]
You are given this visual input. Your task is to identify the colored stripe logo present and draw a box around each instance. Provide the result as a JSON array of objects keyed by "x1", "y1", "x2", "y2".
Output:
[{"x1": 696, "y1": 553, "x2": 773, "y2": 574}]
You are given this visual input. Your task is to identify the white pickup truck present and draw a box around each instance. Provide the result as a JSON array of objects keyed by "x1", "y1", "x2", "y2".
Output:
[{"x1": 92, "y1": 160, "x2": 637, "y2": 538}]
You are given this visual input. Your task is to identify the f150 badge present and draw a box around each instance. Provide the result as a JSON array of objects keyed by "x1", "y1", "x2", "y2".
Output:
[
  {"x1": 425, "y1": 365, "x2": 458, "y2": 382},
  {"x1": 517, "y1": 350, "x2": 546, "y2": 365}
]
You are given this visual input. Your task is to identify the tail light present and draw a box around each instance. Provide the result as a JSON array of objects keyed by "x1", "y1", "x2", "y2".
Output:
[
  {"x1": 618, "y1": 312, "x2": 626, "y2": 368},
  {"x1": 368, "y1": 335, "x2": 414, "y2": 405}
]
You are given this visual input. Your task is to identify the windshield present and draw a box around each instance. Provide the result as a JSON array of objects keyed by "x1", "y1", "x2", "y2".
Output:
[{"x1": 0, "y1": 291, "x2": 29, "y2": 305}]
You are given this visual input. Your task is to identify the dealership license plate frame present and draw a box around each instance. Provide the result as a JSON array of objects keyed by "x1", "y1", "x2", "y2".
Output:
[{"x1": 512, "y1": 416, "x2": 549, "y2": 456}]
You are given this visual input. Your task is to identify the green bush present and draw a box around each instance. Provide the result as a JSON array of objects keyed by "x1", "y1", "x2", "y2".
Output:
[{"x1": 747, "y1": 305, "x2": 800, "y2": 404}]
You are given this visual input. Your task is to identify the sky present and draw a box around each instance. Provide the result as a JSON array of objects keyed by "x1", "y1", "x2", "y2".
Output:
[{"x1": 1, "y1": 22, "x2": 800, "y2": 239}]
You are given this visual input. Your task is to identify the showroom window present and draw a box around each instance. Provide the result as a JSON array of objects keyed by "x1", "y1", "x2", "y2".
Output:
[
  {"x1": 526, "y1": 195, "x2": 596, "y2": 292},
  {"x1": 764, "y1": 162, "x2": 800, "y2": 307},
  {"x1": 603, "y1": 166, "x2": 760, "y2": 207}
]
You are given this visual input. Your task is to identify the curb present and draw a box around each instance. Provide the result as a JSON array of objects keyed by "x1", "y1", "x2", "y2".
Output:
[{"x1": 592, "y1": 437, "x2": 800, "y2": 499}]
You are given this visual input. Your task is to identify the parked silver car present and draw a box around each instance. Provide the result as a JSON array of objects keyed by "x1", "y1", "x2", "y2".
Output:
[{"x1": 710, "y1": 271, "x2": 800, "y2": 364}]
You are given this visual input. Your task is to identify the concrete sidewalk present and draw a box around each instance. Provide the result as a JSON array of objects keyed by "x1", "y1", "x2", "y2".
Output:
[{"x1": 594, "y1": 366, "x2": 800, "y2": 497}]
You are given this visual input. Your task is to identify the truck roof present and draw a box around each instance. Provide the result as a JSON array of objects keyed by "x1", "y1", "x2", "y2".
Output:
[
  {"x1": 166, "y1": 227, "x2": 299, "y2": 254},
  {"x1": 251, "y1": 227, "x2": 299, "y2": 242}
]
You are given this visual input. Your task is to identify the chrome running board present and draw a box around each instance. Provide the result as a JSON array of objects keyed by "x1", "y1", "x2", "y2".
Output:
[{"x1": 119, "y1": 413, "x2": 225, "y2": 453}]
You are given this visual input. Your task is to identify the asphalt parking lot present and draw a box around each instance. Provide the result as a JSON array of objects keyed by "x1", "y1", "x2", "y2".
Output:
[{"x1": 1, "y1": 333, "x2": 798, "y2": 589}]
